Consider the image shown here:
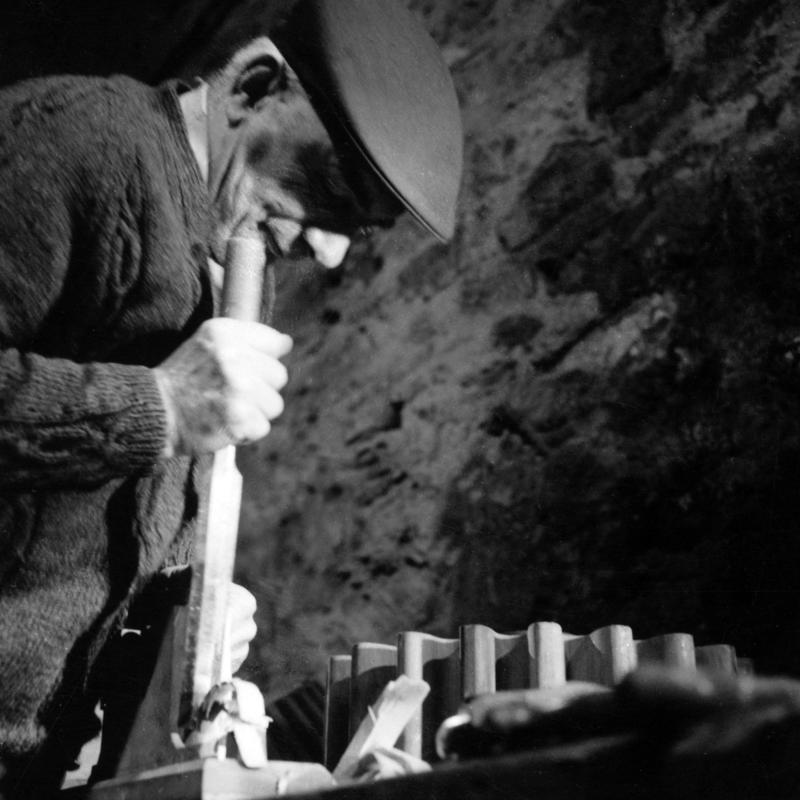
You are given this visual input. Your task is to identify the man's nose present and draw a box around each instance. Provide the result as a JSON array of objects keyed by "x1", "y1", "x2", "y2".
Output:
[{"x1": 303, "y1": 228, "x2": 351, "y2": 269}]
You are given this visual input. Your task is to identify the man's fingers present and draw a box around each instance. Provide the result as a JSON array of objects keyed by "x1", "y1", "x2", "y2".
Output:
[
  {"x1": 154, "y1": 318, "x2": 293, "y2": 456},
  {"x1": 228, "y1": 616, "x2": 258, "y2": 650},
  {"x1": 243, "y1": 357, "x2": 289, "y2": 395},
  {"x1": 228, "y1": 583, "x2": 257, "y2": 619},
  {"x1": 201, "y1": 318, "x2": 293, "y2": 358},
  {"x1": 223, "y1": 398, "x2": 272, "y2": 444},
  {"x1": 228, "y1": 584, "x2": 257, "y2": 674}
]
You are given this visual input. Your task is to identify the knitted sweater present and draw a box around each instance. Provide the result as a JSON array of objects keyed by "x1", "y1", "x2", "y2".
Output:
[{"x1": 0, "y1": 74, "x2": 214, "y2": 795}]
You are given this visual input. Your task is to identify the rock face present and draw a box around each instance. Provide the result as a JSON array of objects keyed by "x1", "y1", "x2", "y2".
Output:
[
  {"x1": 2, "y1": 0, "x2": 799, "y2": 698},
  {"x1": 235, "y1": 0, "x2": 800, "y2": 697}
]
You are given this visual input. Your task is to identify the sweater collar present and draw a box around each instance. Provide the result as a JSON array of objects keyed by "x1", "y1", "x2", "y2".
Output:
[{"x1": 178, "y1": 79, "x2": 210, "y2": 186}]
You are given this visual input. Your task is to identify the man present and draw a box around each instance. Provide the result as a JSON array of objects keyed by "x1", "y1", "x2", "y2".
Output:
[{"x1": 0, "y1": 0, "x2": 461, "y2": 795}]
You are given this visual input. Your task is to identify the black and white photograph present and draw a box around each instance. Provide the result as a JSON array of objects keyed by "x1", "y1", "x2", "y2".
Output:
[{"x1": 0, "y1": 1, "x2": 798, "y2": 797}]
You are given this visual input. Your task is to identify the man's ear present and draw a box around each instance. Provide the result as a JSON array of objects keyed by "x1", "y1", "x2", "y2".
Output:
[{"x1": 227, "y1": 55, "x2": 286, "y2": 125}]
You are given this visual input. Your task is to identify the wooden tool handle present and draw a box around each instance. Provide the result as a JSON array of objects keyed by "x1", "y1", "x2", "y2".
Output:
[
  {"x1": 221, "y1": 237, "x2": 268, "y2": 322},
  {"x1": 182, "y1": 236, "x2": 270, "y2": 721},
  {"x1": 91, "y1": 239, "x2": 274, "y2": 781}
]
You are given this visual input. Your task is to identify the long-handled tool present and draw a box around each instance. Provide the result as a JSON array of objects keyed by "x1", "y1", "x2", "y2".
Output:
[
  {"x1": 181, "y1": 237, "x2": 268, "y2": 730},
  {"x1": 80, "y1": 239, "x2": 333, "y2": 799}
]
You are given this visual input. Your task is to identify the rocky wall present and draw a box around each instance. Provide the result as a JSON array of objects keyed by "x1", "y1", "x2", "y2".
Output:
[
  {"x1": 235, "y1": 0, "x2": 800, "y2": 698},
  {"x1": 2, "y1": 0, "x2": 798, "y2": 700}
]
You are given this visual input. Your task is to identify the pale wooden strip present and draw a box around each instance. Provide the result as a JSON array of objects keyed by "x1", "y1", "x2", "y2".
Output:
[
  {"x1": 636, "y1": 633, "x2": 696, "y2": 669},
  {"x1": 493, "y1": 631, "x2": 530, "y2": 691},
  {"x1": 565, "y1": 625, "x2": 637, "y2": 686},
  {"x1": 397, "y1": 632, "x2": 460, "y2": 760},
  {"x1": 527, "y1": 621, "x2": 566, "y2": 688},
  {"x1": 463, "y1": 624, "x2": 550, "y2": 695},
  {"x1": 324, "y1": 655, "x2": 353, "y2": 770},
  {"x1": 349, "y1": 643, "x2": 398, "y2": 740},
  {"x1": 333, "y1": 676, "x2": 429, "y2": 782},
  {"x1": 696, "y1": 644, "x2": 738, "y2": 675},
  {"x1": 461, "y1": 624, "x2": 496, "y2": 698}
]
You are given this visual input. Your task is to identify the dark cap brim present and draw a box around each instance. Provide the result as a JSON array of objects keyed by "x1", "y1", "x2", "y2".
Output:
[{"x1": 274, "y1": 0, "x2": 463, "y2": 241}]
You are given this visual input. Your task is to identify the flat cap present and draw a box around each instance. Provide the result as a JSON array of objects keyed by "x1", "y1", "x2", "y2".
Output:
[{"x1": 273, "y1": 0, "x2": 463, "y2": 241}]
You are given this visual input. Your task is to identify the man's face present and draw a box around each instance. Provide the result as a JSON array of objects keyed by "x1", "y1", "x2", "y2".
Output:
[{"x1": 209, "y1": 42, "x2": 401, "y2": 268}]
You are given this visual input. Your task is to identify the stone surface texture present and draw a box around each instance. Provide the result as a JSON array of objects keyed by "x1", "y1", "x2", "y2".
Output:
[
  {"x1": 235, "y1": 0, "x2": 800, "y2": 698},
  {"x1": 3, "y1": 0, "x2": 800, "y2": 699}
]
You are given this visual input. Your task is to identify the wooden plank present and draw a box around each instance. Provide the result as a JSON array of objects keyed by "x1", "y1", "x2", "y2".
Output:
[
  {"x1": 324, "y1": 655, "x2": 353, "y2": 770},
  {"x1": 181, "y1": 237, "x2": 268, "y2": 725},
  {"x1": 332, "y1": 676, "x2": 429, "y2": 782},
  {"x1": 77, "y1": 238, "x2": 273, "y2": 793},
  {"x1": 462, "y1": 624, "x2": 539, "y2": 696},
  {"x1": 183, "y1": 446, "x2": 242, "y2": 716},
  {"x1": 636, "y1": 633, "x2": 696, "y2": 669},
  {"x1": 463, "y1": 623, "x2": 566, "y2": 698},
  {"x1": 493, "y1": 631, "x2": 530, "y2": 691},
  {"x1": 94, "y1": 608, "x2": 194, "y2": 780},
  {"x1": 349, "y1": 643, "x2": 398, "y2": 740},
  {"x1": 696, "y1": 644, "x2": 738, "y2": 675},
  {"x1": 461, "y1": 625, "x2": 496, "y2": 698},
  {"x1": 396, "y1": 632, "x2": 460, "y2": 761},
  {"x1": 527, "y1": 622, "x2": 566, "y2": 688},
  {"x1": 565, "y1": 626, "x2": 637, "y2": 686}
]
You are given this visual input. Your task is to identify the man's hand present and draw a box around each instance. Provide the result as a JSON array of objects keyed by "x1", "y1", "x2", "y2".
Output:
[
  {"x1": 153, "y1": 318, "x2": 292, "y2": 457},
  {"x1": 228, "y1": 583, "x2": 258, "y2": 674}
]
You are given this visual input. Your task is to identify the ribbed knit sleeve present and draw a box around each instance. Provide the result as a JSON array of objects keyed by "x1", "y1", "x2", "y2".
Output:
[
  {"x1": 0, "y1": 77, "x2": 212, "y2": 785},
  {"x1": 0, "y1": 349, "x2": 166, "y2": 490},
  {"x1": 0, "y1": 76, "x2": 209, "y2": 490}
]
